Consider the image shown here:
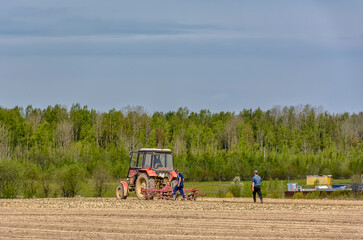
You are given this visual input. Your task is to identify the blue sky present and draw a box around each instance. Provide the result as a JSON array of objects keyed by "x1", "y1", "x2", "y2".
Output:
[{"x1": 1, "y1": 0, "x2": 362, "y2": 114}]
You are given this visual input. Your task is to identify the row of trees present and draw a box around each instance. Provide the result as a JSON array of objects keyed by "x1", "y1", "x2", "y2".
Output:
[
  {"x1": 0, "y1": 104, "x2": 362, "y2": 196},
  {"x1": 0, "y1": 158, "x2": 109, "y2": 198}
]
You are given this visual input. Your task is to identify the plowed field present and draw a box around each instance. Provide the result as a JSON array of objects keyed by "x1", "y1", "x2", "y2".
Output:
[{"x1": 1, "y1": 197, "x2": 362, "y2": 239}]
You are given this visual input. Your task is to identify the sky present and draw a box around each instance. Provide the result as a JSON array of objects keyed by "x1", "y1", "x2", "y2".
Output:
[{"x1": 1, "y1": 0, "x2": 362, "y2": 114}]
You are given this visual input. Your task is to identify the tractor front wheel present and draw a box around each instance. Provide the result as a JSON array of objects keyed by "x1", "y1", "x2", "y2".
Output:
[{"x1": 116, "y1": 184, "x2": 127, "y2": 200}]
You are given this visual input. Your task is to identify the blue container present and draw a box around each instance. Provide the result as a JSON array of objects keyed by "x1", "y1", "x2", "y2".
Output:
[{"x1": 287, "y1": 183, "x2": 298, "y2": 191}]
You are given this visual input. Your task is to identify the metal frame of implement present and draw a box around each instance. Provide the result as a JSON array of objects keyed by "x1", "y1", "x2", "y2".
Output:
[{"x1": 141, "y1": 184, "x2": 206, "y2": 200}]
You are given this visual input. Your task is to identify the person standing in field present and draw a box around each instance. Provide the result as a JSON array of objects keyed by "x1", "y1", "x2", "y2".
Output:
[
  {"x1": 172, "y1": 169, "x2": 185, "y2": 201},
  {"x1": 252, "y1": 170, "x2": 263, "y2": 203}
]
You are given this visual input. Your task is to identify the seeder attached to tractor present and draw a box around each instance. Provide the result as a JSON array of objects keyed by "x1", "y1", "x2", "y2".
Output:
[{"x1": 141, "y1": 183, "x2": 206, "y2": 200}]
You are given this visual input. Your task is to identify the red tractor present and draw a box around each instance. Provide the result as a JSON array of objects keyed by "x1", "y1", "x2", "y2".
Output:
[{"x1": 116, "y1": 148, "x2": 178, "y2": 200}]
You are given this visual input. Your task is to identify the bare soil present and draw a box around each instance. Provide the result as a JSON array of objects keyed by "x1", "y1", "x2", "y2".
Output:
[{"x1": 0, "y1": 197, "x2": 362, "y2": 239}]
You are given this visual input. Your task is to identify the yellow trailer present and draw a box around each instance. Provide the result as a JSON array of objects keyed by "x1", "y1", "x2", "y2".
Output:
[{"x1": 306, "y1": 175, "x2": 332, "y2": 186}]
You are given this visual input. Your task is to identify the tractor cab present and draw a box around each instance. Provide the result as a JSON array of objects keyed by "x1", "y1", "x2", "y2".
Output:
[
  {"x1": 128, "y1": 148, "x2": 175, "y2": 177},
  {"x1": 129, "y1": 148, "x2": 174, "y2": 171}
]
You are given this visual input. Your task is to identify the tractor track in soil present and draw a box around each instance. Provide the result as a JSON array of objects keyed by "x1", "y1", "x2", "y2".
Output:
[{"x1": 0, "y1": 197, "x2": 362, "y2": 239}]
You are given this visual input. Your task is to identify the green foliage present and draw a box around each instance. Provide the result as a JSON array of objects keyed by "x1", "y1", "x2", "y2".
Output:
[
  {"x1": 265, "y1": 178, "x2": 285, "y2": 198},
  {"x1": 305, "y1": 191, "x2": 321, "y2": 199},
  {"x1": 291, "y1": 190, "x2": 363, "y2": 200},
  {"x1": 93, "y1": 164, "x2": 110, "y2": 197},
  {"x1": 225, "y1": 192, "x2": 234, "y2": 198},
  {"x1": 0, "y1": 104, "x2": 362, "y2": 191},
  {"x1": 40, "y1": 170, "x2": 53, "y2": 198},
  {"x1": 228, "y1": 176, "x2": 242, "y2": 197},
  {"x1": 326, "y1": 190, "x2": 363, "y2": 199},
  {"x1": 327, "y1": 190, "x2": 343, "y2": 199},
  {"x1": 57, "y1": 164, "x2": 85, "y2": 197},
  {"x1": 217, "y1": 187, "x2": 227, "y2": 198},
  {"x1": 183, "y1": 181, "x2": 230, "y2": 198},
  {"x1": 22, "y1": 161, "x2": 40, "y2": 198},
  {"x1": 292, "y1": 192, "x2": 304, "y2": 199},
  {"x1": 242, "y1": 181, "x2": 253, "y2": 197},
  {"x1": 0, "y1": 159, "x2": 23, "y2": 198},
  {"x1": 350, "y1": 174, "x2": 363, "y2": 192},
  {"x1": 320, "y1": 191, "x2": 328, "y2": 199}
]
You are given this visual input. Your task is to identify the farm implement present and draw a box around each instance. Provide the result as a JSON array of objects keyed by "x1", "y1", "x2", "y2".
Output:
[
  {"x1": 141, "y1": 183, "x2": 206, "y2": 200},
  {"x1": 116, "y1": 148, "x2": 206, "y2": 200}
]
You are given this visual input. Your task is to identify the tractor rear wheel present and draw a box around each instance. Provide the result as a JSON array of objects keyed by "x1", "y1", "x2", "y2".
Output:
[
  {"x1": 116, "y1": 184, "x2": 127, "y2": 200},
  {"x1": 135, "y1": 173, "x2": 150, "y2": 200}
]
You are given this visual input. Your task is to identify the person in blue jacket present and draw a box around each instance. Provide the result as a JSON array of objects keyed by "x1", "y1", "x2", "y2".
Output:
[
  {"x1": 252, "y1": 170, "x2": 263, "y2": 203},
  {"x1": 172, "y1": 169, "x2": 185, "y2": 201}
]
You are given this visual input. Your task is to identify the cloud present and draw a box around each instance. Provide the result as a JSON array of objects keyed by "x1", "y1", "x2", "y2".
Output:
[
  {"x1": 1, "y1": 2, "x2": 363, "y2": 58},
  {"x1": 1, "y1": 2, "x2": 362, "y2": 59},
  {"x1": 0, "y1": 6, "x2": 218, "y2": 38}
]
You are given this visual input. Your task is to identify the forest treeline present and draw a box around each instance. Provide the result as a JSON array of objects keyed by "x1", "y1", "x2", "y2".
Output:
[{"x1": 0, "y1": 104, "x2": 362, "y2": 196}]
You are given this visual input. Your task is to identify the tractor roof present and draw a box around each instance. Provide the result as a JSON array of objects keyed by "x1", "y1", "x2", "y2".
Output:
[{"x1": 139, "y1": 148, "x2": 172, "y2": 152}]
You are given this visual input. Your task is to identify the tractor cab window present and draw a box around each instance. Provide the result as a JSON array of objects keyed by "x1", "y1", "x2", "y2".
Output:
[
  {"x1": 153, "y1": 154, "x2": 162, "y2": 169},
  {"x1": 137, "y1": 153, "x2": 144, "y2": 168},
  {"x1": 144, "y1": 153, "x2": 152, "y2": 168},
  {"x1": 164, "y1": 154, "x2": 173, "y2": 169},
  {"x1": 130, "y1": 152, "x2": 138, "y2": 168},
  {"x1": 153, "y1": 153, "x2": 173, "y2": 170}
]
